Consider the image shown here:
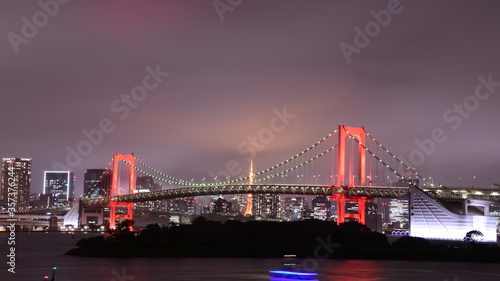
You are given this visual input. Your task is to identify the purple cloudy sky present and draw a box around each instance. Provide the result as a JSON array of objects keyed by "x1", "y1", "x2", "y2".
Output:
[{"x1": 1, "y1": 0, "x2": 500, "y2": 196}]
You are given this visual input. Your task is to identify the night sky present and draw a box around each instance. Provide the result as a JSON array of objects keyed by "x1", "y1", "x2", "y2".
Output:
[{"x1": 1, "y1": 0, "x2": 500, "y2": 196}]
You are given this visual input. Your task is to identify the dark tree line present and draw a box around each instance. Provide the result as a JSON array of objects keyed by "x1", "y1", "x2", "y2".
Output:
[
  {"x1": 69, "y1": 218, "x2": 500, "y2": 262},
  {"x1": 72, "y1": 218, "x2": 389, "y2": 257}
]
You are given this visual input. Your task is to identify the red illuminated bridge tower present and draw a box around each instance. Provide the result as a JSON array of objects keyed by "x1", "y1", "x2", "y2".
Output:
[
  {"x1": 333, "y1": 125, "x2": 370, "y2": 225},
  {"x1": 108, "y1": 153, "x2": 136, "y2": 230}
]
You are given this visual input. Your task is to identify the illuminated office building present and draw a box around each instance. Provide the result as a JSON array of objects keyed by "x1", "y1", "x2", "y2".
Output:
[
  {"x1": 83, "y1": 169, "x2": 111, "y2": 197},
  {"x1": 1, "y1": 158, "x2": 32, "y2": 209},
  {"x1": 44, "y1": 171, "x2": 75, "y2": 207},
  {"x1": 388, "y1": 198, "x2": 409, "y2": 229},
  {"x1": 281, "y1": 197, "x2": 307, "y2": 221},
  {"x1": 253, "y1": 194, "x2": 280, "y2": 219},
  {"x1": 312, "y1": 196, "x2": 331, "y2": 220}
]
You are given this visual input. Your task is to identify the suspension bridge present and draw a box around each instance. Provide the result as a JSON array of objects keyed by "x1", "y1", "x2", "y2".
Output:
[{"x1": 75, "y1": 125, "x2": 499, "y2": 241}]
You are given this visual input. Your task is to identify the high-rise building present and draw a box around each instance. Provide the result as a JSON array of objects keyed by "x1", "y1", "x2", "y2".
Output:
[
  {"x1": 378, "y1": 198, "x2": 391, "y2": 223},
  {"x1": 29, "y1": 193, "x2": 41, "y2": 208},
  {"x1": 229, "y1": 195, "x2": 242, "y2": 214},
  {"x1": 184, "y1": 197, "x2": 196, "y2": 215},
  {"x1": 330, "y1": 200, "x2": 338, "y2": 218},
  {"x1": 137, "y1": 175, "x2": 161, "y2": 192},
  {"x1": 44, "y1": 171, "x2": 75, "y2": 207},
  {"x1": 165, "y1": 197, "x2": 197, "y2": 214},
  {"x1": 2, "y1": 158, "x2": 32, "y2": 209},
  {"x1": 135, "y1": 175, "x2": 163, "y2": 210},
  {"x1": 201, "y1": 204, "x2": 211, "y2": 215},
  {"x1": 281, "y1": 197, "x2": 307, "y2": 221},
  {"x1": 301, "y1": 207, "x2": 314, "y2": 220},
  {"x1": 212, "y1": 198, "x2": 232, "y2": 214},
  {"x1": 83, "y1": 169, "x2": 111, "y2": 197},
  {"x1": 312, "y1": 196, "x2": 331, "y2": 220},
  {"x1": 234, "y1": 194, "x2": 247, "y2": 214},
  {"x1": 388, "y1": 198, "x2": 409, "y2": 229},
  {"x1": 29, "y1": 193, "x2": 39, "y2": 202},
  {"x1": 365, "y1": 201, "x2": 382, "y2": 232},
  {"x1": 253, "y1": 194, "x2": 280, "y2": 219}
]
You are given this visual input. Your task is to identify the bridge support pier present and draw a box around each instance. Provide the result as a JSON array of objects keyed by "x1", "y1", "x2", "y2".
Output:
[
  {"x1": 463, "y1": 199, "x2": 490, "y2": 216},
  {"x1": 108, "y1": 153, "x2": 136, "y2": 230},
  {"x1": 333, "y1": 194, "x2": 368, "y2": 225},
  {"x1": 109, "y1": 201, "x2": 134, "y2": 230}
]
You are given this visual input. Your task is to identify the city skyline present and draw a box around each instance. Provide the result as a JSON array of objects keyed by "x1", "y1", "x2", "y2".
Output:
[{"x1": 1, "y1": 1, "x2": 500, "y2": 197}]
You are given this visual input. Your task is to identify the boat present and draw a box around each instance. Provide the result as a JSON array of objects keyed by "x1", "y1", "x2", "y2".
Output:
[
  {"x1": 269, "y1": 270, "x2": 319, "y2": 280},
  {"x1": 269, "y1": 256, "x2": 318, "y2": 280}
]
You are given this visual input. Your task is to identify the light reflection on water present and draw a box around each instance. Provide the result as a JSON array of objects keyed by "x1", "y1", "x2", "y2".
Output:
[{"x1": 1, "y1": 232, "x2": 500, "y2": 281}]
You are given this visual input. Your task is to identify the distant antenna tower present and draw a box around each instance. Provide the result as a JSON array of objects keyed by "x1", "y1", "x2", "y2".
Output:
[{"x1": 243, "y1": 156, "x2": 255, "y2": 216}]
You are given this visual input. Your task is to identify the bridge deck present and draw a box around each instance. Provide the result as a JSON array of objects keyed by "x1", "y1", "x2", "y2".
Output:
[
  {"x1": 80, "y1": 184, "x2": 500, "y2": 208},
  {"x1": 82, "y1": 185, "x2": 409, "y2": 207}
]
